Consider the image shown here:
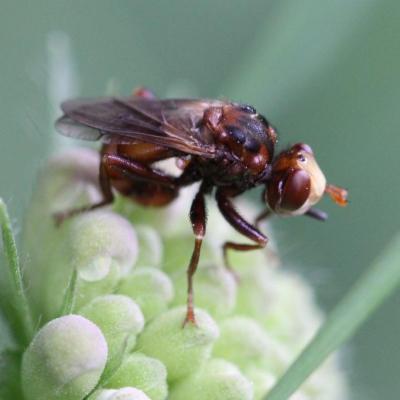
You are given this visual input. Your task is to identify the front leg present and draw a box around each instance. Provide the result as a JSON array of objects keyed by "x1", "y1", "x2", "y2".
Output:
[
  {"x1": 216, "y1": 188, "x2": 268, "y2": 276},
  {"x1": 305, "y1": 207, "x2": 328, "y2": 221}
]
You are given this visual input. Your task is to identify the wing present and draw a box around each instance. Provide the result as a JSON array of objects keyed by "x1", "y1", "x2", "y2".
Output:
[{"x1": 56, "y1": 96, "x2": 225, "y2": 156}]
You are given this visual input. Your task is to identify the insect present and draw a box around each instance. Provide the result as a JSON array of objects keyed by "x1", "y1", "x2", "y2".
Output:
[{"x1": 55, "y1": 88, "x2": 348, "y2": 325}]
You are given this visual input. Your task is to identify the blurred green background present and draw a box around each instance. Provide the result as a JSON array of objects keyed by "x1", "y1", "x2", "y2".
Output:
[{"x1": 1, "y1": 0, "x2": 399, "y2": 398}]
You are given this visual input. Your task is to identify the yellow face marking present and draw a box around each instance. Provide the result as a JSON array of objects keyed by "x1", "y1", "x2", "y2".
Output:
[{"x1": 295, "y1": 151, "x2": 326, "y2": 207}]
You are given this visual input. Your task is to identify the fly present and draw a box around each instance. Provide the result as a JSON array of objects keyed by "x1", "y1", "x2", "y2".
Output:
[{"x1": 55, "y1": 88, "x2": 348, "y2": 325}]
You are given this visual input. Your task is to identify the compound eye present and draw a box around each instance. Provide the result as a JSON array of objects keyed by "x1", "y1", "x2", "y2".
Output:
[
  {"x1": 267, "y1": 169, "x2": 311, "y2": 212},
  {"x1": 280, "y1": 169, "x2": 311, "y2": 211}
]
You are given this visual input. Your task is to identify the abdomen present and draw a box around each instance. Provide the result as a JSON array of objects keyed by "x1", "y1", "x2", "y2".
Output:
[{"x1": 102, "y1": 142, "x2": 179, "y2": 207}]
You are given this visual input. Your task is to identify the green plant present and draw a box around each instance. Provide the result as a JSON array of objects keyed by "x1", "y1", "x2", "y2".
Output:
[{"x1": 1, "y1": 148, "x2": 399, "y2": 400}]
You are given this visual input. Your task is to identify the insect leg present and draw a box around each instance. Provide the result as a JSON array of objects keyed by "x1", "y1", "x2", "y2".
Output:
[
  {"x1": 184, "y1": 187, "x2": 207, "y2": 326},
  {"x1": 53, "y1": 155, "x2": 114, "y2": 226},
  {"x1": 103, "y1": 154, "x2": 177, "y2": 189},
  {"x1": 305, "y1": 208, "x2": 328, "y2": 221},
  {"x1": 175, "y1": 159, "x2": 202, "y2": 186},
  {"x1": 216, "y1": 189, "x2": 268, "y2": 277},
  {"x1": 54, "y1": 152, "x2": 180, "y2": 226}
]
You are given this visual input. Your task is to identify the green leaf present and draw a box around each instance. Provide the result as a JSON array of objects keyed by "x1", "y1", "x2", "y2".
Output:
[
  {"x1": 59, "y1": 268, "x2": 78, "y2": 316},
  {"x1": 0, "y1": 199, "x2": 34, "y2": 344},
  {"x1": 265, "y1": 232, "x2": 400, "y2": 400}
]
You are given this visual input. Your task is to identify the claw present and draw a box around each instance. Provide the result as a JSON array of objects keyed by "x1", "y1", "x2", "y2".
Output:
[{"x1": 182, "y1": 307, "x2": 197, "y2": 328}]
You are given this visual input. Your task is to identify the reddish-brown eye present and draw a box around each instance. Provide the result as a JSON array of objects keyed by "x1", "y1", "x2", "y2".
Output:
[
  {"x1": 280, "y1": 169, "x2": 311, "y2": 210},
  {"x1": 267, "y1": 169, "x2": 311, "y2": 213}
]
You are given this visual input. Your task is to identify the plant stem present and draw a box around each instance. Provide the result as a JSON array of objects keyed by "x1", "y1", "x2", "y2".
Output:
[
  {"x1": 265, "y1": 232, "x2": 400, "y2": 400},
  {"x1": 0, "y1": 199, "x2": 34, "y2": 344}
]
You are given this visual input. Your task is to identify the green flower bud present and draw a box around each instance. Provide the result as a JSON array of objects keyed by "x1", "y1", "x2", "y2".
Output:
[
  {"x1": 79, "y1": 295, "x2": 144, "y2": 377},
  {"x1": 261, "y1": 271, "x2": 323, "y2": 351},
  {"x1": 213, "y1": 316, "x2": 290, "y2": 373},
  {"x1": 105, "y1": 352, "x2": 167, "y2": 400},
  {"x1": 22, "y1": 149, "x2": 102, "y2": 315},
  {"x1": 89, "y1": 387, "x2": 150, "y2": 400},
  {"x1": 10, "y1": 149, "x2": 348, "y2": 399},
  {"x1": 169, "y1": 358, "x2": 253, "y2": 400},
  {"x1": 300, "y1": 356, "x2": 347, "y2": 400},
  {"x1": 26, "y1": 148, "x2": 102, "y2": 220},
  {"x1": 135, "y1": 225, "x2": 163, "y2": 268},
  {"x1": 22, "y1": 148, "x2": 139, "y2": 320},
  {"x1": 116, "y1": 267, "x2": 174, "y2": 321},
  {"x1": 234, "y1": 264, "x2": 278, "y2": 322},
  {"x1": 243, "y1": 367, "x2": 276, "y2": 400},
  {"x1": 21, "y1": 315, "x2": 107, "y2": 400},
  {"x1": 69, "y1": 211, "x2": 138, "y2": 281},
  {"x1": 162, "y1": 233, "x2": 198, "y2": 275},
  {"x1": 113, "y1": 197, "x2": 161, "y2": 229},
  {"x1": 136, "y1": 306, "x2": 219, "y2": 381},
  {"x1": 39, "y1": 210, "x2": 138, "y2": 320},
  {"x1": 171, "y1": 264, "x2": 236, "y2": 320},
  {"x1": 235, "y1": 264, "x2": 323, "y2": 351},
  {"x1": 74, "y1": 262, "x2": 121, "y2": 311}
]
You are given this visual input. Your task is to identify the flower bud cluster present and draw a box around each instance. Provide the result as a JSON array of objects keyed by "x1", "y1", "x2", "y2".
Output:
[{"x1": 1, "y1": 149, "x2": 347, "y2": 399}]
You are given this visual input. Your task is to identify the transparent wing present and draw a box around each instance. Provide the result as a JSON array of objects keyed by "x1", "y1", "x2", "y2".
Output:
[{"x1": 56, "y1": 97, "x2": 224, "y2": 156}]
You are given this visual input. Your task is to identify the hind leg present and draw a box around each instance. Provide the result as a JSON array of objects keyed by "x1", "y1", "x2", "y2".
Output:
[
  {"x1": 54, "y1": 152, "x2": 180, "y2": 225},
  {"x1": 53, "y1": 156, "x2": 114, "y2": 226}
]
